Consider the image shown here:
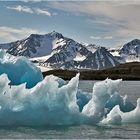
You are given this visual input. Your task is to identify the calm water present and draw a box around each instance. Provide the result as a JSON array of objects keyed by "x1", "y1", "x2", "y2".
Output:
[{"x1": 0, "y1": 81, "x2": 140, "y2": 139}]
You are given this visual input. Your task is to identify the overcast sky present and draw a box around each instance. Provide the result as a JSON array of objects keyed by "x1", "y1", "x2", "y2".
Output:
[{"x1": 0, "y1": 0, "x2": 140, "y2": 48}]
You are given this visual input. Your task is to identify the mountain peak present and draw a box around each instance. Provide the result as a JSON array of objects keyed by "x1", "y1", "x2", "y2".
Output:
[
  {"x1": 48, "y1": 31, "x2": 64, "y2": 38},
  {"x1": 29, "y1": 34, "x2": 41, "y2": 38},
  {"x1": 124, "y1": 39, "x2": 140, "y2": 46},
  {"x1": 131, "y1": 39, "x2": 140, "y2": 42},
  {"x1": 95, "y1": 46, "x2": 107, "y2": 52},
  {"x1": 28, "y1": 31, "x2": 64, "y2": 39}
]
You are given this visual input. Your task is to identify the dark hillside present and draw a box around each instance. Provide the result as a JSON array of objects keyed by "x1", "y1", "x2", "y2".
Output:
[{"x1": 42, "y1": 62, "x2": 140, "y2": 80}]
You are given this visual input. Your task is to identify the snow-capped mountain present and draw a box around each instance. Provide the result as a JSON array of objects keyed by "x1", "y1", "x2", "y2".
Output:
[
  {"x1": 119, "y1": 39, "x2": 140, "y2": 62},
  {"x1": 60, "y1": 47, "x2": 119, "y2": 70},
  {"x1": 0, "y1": 31, "x2": 121, "y2": 70},
  {"x1": 109, "y1": 39, "x2": 140, "y2": 62},
  {"x1": 120, "y1": 39, "x2": 140, "y2": 55},
  {"x1": 44, "y1": 41, "x2": 91, "y2": 67},
  {"x1": 0, "y1": 31, "x2": 66, "y2": 58},
  {"x1": 79, "y1": 47, "x2": 119, "y2": 69}
]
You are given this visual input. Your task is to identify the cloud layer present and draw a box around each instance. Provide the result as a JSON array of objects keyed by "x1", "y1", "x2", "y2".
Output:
[
  {"x1": 0, "y1": 26, "x2": 40, "y2": 43},
  {"x1": 48, "y1": 1, "x2": 140, "y2": 45},
  {"x1": 6, "y1": 5, "x2": 52, "y2": 16},
  {"x1": 90, "y1": 36, "x2": 113, "y2": 40},
  {"x1": 2, "y1": 1, "x2": 140, "y2": 47},
  {"x1": 35, "y1": 8, "x2": 51, "y2": 16},
  {"x1": 7, "y1": 5, "x2": 33, "y2": 14}
]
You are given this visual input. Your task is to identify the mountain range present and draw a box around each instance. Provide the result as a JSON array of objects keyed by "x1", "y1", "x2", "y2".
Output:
[{"x1": 0, "y1": 31, "x2": 140, "y2": 70}]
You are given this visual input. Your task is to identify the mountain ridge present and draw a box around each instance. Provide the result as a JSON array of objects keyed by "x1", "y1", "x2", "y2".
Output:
[{"x1": 0, "y1": 31, "x2": 140, "y2": 70}]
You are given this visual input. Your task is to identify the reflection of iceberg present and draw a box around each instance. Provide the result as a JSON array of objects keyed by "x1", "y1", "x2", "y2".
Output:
[{"x1": 0, "y1": 50, "x2": 139, "y2": 126}]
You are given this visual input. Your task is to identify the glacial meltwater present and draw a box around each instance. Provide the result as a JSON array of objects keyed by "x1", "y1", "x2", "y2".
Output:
[{"x1": 0, "y1": 81, "x2": 139, "y2": 139}]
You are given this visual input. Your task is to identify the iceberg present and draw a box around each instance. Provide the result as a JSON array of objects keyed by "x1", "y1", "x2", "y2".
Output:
[
  {"x1": 102, "y1": 98, "x2": 140, "y2": 125},
  {"x1": 0, "y1": 73, "x2": 80, "y2": 125},
  {"x1": 0, "y1": 50, "x2": 43, "y2": 88},
  {"x1": 81, "y1": 78, "x2": 122, "y2": 124},
  {"x1": 0, "y1": 73, "x2": 139, "y2": 126},
  {"x1": 0, "y1": 50, "x2": 139, "y2": 126},
  {"x1": 101, "y1": 105, "x2": 122, "y2": 125}
]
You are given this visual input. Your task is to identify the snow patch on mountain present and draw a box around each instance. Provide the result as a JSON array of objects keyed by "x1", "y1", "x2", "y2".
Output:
[
  {"x1": 85, "y1": 44, "x2": 97, "y2": 53},
  {"x1": 73, "y1": 53, "x2": 86, "y2": 62}
]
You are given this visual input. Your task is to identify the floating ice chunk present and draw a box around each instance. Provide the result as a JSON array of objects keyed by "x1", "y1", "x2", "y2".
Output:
[
  {"x1": 0, "y1": 50, "x2": 43, "y2": 88},
  {"x1": 82, "y1": 78, "x2": 122, "y2": 123},
  {"x1": 101, "y1": 105, "x2": 122, "y2": 125},
  {"x1": 121, "y1": 98, "x2": 140, "y2": 123},
  {"x1": 0, "y1": 69, "x2": 139, "y2": 126},
  {"x1": 0, "y1": 73, "x2": 81, "y2": 125},
  {"x1": 101, "y1": 98, "x2": 140, "y2": 124}
]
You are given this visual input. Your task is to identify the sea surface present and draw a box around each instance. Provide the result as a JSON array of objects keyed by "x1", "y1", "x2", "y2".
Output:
[{"x1": 0, "y1": 81, "x2": 140, "y2": 139}]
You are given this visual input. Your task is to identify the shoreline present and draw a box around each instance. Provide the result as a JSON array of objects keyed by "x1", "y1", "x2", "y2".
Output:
[{"x1": 42, "y1": 62, "x2": 140, "y2": 81}]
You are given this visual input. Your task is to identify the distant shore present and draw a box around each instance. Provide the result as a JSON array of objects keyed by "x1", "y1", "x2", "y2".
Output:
[{"x1": 42, "y1": 62, "x2": 140, "y2": 80}]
